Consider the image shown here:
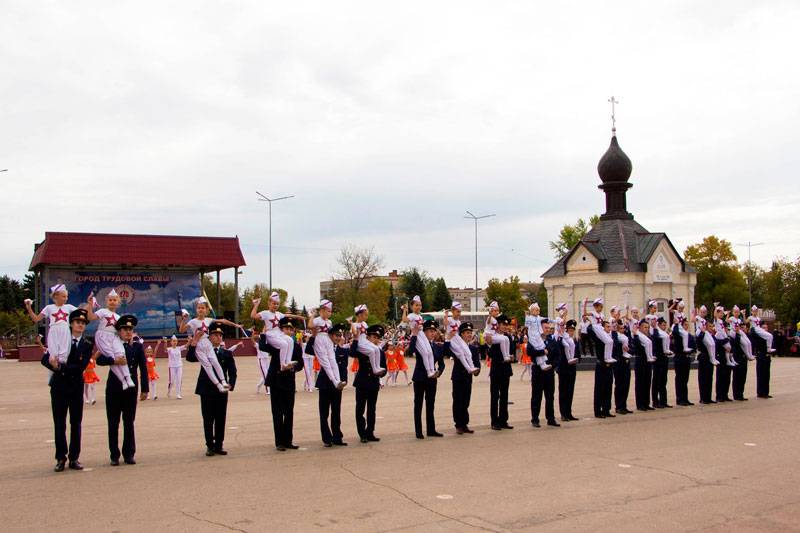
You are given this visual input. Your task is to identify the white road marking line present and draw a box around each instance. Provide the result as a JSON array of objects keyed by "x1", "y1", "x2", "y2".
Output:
[{"x1": 436, "y1": 494, "x2": 454, "y2": 500}]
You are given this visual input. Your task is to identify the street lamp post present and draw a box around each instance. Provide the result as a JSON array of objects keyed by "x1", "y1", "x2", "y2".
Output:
[
  {"x1": 256, "y1": 191, "x2": 294, "y2": 293},
  {"x1": 736, "y1": 241, "x2": 764, "y2": 310},
  {"x1": 464, "y1": 210, "x2": 495, "y2": 312}
]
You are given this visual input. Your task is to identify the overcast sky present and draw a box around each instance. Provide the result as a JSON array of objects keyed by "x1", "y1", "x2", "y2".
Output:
[{"x1": 2, "y1": 1, "x2": 799, "y2": 306}]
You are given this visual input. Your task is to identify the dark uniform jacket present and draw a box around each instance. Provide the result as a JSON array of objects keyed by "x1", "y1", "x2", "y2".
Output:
[
  {"x1": 260, "y1": 334, "x2": 304, "y2": 391},
  {"x1": 488, "y1": 336, "x2": 514, "y2": 378},
  {"x1": 186, "y1": 344, "x2": 237, "y2": 394},
  {"x1": 40, "y1": 336, "x2": 94, "y2": 393},
  {"x1": 97, "y1": 340, "x2": 149, "y2": 394},
  {"x1": 409, "y1": 336, "x2": 446, "y2": 382},
  {"x1": 545, "y1": 334, "x2": 562, "y2": 367},
  {"x1": 351, "y1": 340, "x2": 387, "y2": 391},
  {"x1": 316, "y1": 343, "x2": 350, "y2": 390},
  {"x1": 449, "y1": 343, "x2": 480, "y2": 383}
]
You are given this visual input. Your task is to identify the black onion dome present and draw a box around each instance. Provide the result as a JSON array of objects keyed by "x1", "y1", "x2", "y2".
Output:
[{"x1": 597, "y1": 135, "x2": 632, "y2": 183}]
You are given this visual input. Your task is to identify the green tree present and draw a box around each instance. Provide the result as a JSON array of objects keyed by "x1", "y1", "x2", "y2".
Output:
[
  {"x1": 362, "y1": 279, "x2": 391, "y2": 323},
  {"x1": 549, "y1": 215, "x2": 600, "y2": 258},
  {"x1": 0, "y1": 275, "x2": 26, "y2": 312},
  {"x1": 763, "y1": 258, "x2": 800, "y2": 325},
  {"x1": 430, "y1": 277, "x2": 451, "y2": 311},
  {"x1": 485, "y1": 276, "x2": 527, "y2": 323},
  {"x1": 240, "y1": 284, "x2": 288, "y2": 330},
  {"x1": 535, "y1": 283, "x2": 548, "y2": 313},
  {"x1": 288, "y1": 296, "x2": 299, "y2": 315},
  {"x1": 684, "y1": 236, "x2": 749, "y2": 309},
  {"x1": 399, "y1": 267, "x2": 428, "y2": 303},
  {"x1": 387, "y1": 284, "x2": 397, "y2": 322}
]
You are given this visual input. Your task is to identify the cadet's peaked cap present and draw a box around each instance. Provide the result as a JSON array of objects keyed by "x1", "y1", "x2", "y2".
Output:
[
  {"x1": 208, "y1": 322, "x2": 225, "y2": 335},
  {"x1": 279, "y1": 317, "x2": 295, "y2": 328},
  {"x1": 366, "y1": 324, "x2": 385, "y2": 337},
  {"x1": 115, "y1": 314, "x2": 138, "y2": 330},
  {"x1": 458, "y1": 322, "x2": 474, "y2": 334},
  {"x1": 329, "y1": 323, "x2": 348, "y2": 336},
  {"x1": 422, "y1": 319, "x2": 438, "y2": 331},
  {"x1": 497, "y1": 314, "x2": 512, "y2": 325},
  {"x1": 69, "y1": 309, "x2": 89, "y2": 323},
  {"x1": 565, "y1": 319, "x2": 577, "y2": 329}
]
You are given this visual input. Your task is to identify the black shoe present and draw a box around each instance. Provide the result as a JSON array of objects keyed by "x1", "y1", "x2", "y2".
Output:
[
  {"x1": 276, "y1": 445, "x2": 286, "y2": 451},
  {"x1": 596, "y1": 414, "x2": 606, "y2": 418},
  {"x1": 206, "y1": 448, "x2": 215, "y2": 456},
  {"x1": 285, "y1": 444, "x2": 299, "y2": 450},
  {"x1": 366, "y1": 435, "x2": 380, "y2": 442},
  {"x1": 500, "y1": 424, "x2": 514, "y2": 430},
  {"x1": 332, "y1": 441, "x2": 348, "y2": 446},
  {"x1": 734, "y1": 397, "x2": 748, "y2": 401},
  {"x1": 531, "y1": 420, "x2": 541, "y2": 428},
  {"x1": 360, "y1": 437, "x2": 369, "y2": 443},
  {"x1": 427, "y1": 431, "x2": 444, "y2": 437},
  {"x1": 568, "y1": 416, "x2": 580, "y2": 421},
  {"x1": 605, "y1": 413, "x2": 616, "y2": 418},
  {"x1": 214, "y1": 448, "x2": 228, "y2": 455},
  {"x1": 462, "y1": 427, "x2": 474, "y2": 434},
  {"x1": 507, "y1": 401, "x2": 515, "y2": 405},
  {"x1": 646, "y1": 406, "x2": 656, "y2": 410},
  {"x1": 68, "y1": 460, "x2": 83, "y2": 470},
  {"x1": 686, "y1": 401, "x2": 695, "y2": 406},
  {"x1": 708, "y1": 400, "x2": 718, "y2": 404},
  {"x1": 663, "y1": 404, "x2": 673, "y2": 408},
  {"x1": 615, "y1": 409, "x2": 628, "y2": 415},
  {"x1": 491, "y1": 425, "x2": 502, "y2": 431},
  {"x1": 561, "y1": 416, "x2": 571, "y2": 422},
  {"x1": 123, "y1": 457, "x2": 136, "y2": 465},
  {"x1": 654, "y1": 404, "x2": 665, "y2": 409},
  {"x1": 416, "y1": 433, "x2": 425, "y2": 439},
  {"x1": 547, "y1": 420, "x2": 560, "y2": 427},
  {"x1": 757, "y1": 395, "x2": 772, "y2": 399},
  {"x1": 323, "y1": 442, "x2": 333, "y2": 448},
  {"x1": 54, "y1": 460, "x2": 66, "y2": 472},
  {"x1": 637, "y1": 408, "x2": 648, "y2": 412},
  {"x1": 110, "y1": 458, "x2": 120, "y2": 466}
]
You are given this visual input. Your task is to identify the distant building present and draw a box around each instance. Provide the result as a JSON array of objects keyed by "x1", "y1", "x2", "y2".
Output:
[
  {"x1": 319, "y1": 269, "x2": 401, "y2": 300},
  {"x1": 542, "y1": 131, "x2": 697, "y2": 319},
  {"x1": 447, "y1": 287, "x2": 487, "y2": 312}
]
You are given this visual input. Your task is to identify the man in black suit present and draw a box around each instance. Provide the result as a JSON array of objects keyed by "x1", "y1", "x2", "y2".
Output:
[
  {"x1": 41, "y1": 308, "x2": 93, "y2": 472},
  {"x1": 186, "y1": 322, "x2": 237, "y2": 456},
  {"x1": 96, "y1": 314, "x2": 148, "y2": 466},
  {"x1": 531, "y1": 321, "x2": 560, "y2": 428},
  {"x1": 750, "y1": 324, "x2": 772, "y2": 399},
  {"x1": 612, "y1": 321, "x2": 634, "y2": 415},
  {"x1": 315, "y1": 323, "x2": 350, "y2": 447},
  {"x1": 261, "y1": 317, "x2": 304, "y2": 451},
  {"x1": 449, "y1": 322, "x2": 481, "y2": 435},
  {"x1": 651, "y1": 318, "x2": 673, "y2": 408},
  {"x1": 730, "y1": 325, "x2": 749, "y2": 401},
  {"x1": 696, "y1": 321, "x2": 717, "y2": 405},
  {"x1": 411, "y1": 320, "x2": 446, "y2": 439},
  {"x1": 672, "y1": 318, "x2": 694, "y2": 406},
  {"x1": 557, "y1": 320, "x2": 580, "y2": 422},
  {"x1": 489, "y1": 314, "x2": 514, "y2": 430},
  {"x1": 593, "y1": 321, "x2": 615, "y2": 419},
  {"x1": 353, "y1": 324, "x2": 387, "y2": 443},
  {"x1": 633, "y1": 320, "x2": 655, "y2": 411}
]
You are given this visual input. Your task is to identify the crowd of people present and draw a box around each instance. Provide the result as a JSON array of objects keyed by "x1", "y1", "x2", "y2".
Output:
[{"x1": 25, "y1": 284, "x2": 787, "y2": 472}]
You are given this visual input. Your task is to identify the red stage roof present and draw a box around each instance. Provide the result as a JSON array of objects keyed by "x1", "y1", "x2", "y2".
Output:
[{"x1": 30, "y1": 232, "x2": 246, "y2": 271}]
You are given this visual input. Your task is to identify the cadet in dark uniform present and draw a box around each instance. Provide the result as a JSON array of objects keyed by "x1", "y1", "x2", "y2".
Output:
[
  {"x1": 613, "y1": 321, "x2": 633, "y2": 415},
  {"x1": 593, "y1": 321, "x2": 615, "y2": 418},
  {"x1": 96, "y1": 314, "x2": 148, "y2": 465},
  {"x1": 696, "y1": 320, "x2": 717, "y2": 404},
  {"x1": 731, "y1": 325, "x2": 749, "y2": 401},
  {"x1": 750, "y1": 324, "x2": 772, "y2": 399},
  {"x1": 531, "y1": 321, "x2": 559, "y2": 428},
  {"x1": 411, "y1": 320, "x2": 446, "y2": 439},
  {"x1": 633, "y1": 320, "x2": 654, "y2": 411},
  {"x1": 449, "y1": 322, "x2": 481, "y2": 434},
  {"x1": 186, "y1": 322, "x2": 237, "y2": 456},
  {"x1": 489, "y1": 315, "x2": 514, "y2": 430},
  {"x1": 314, "y1": 323, "x2": 350, "y2": 447},
  {"x1": 353, "y1": 324, "x2": 386, "y2": 443},
  {"x1": 557, "y1": 320, "x2": 580, "y2": 422},
  {"x1": 261, "y1": 317, "x2": 304, "y2": 451},
  {"x1": 672, "y1": 317, "x2": 694, "y2": 406},
  {"x1": 651, "y1": 318, "x2": 672, "y2": 408},
  {"x1": 41, "y1": 308, "x2": 93, "y2": 472}
]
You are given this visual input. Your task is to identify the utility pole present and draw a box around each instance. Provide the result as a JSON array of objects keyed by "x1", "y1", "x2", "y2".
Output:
[
  {"x1": 736, "y1": 241, "x2": 764, "y2": 310},
  {"x1": 464, "y1": 210, "x2": 495, "y2": 312},
  {"x1": 256, "y1": 191, "x2": 294, "y2": 293}
]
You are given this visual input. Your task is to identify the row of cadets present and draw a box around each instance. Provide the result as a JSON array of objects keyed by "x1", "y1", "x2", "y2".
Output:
[
  {"x1": 186, "y1": 321, "x2": 237, "y2": 456},
  {"x1": 353, "y1": 324, "x2": 387, "y2": 443},
  {"x1": 85, "y1": 289, "x2": 136, "y2": 390},
  {"x1": 179, "y1": 297, "x2": 240, "y2": 393},
  {"x1": 489, "y1": 313, "x2": 514, "y2": 431},
  {"x1": 410, "y1": 318, "x2": 446, "y2": 439},
  {"x1": 166, "y1": 335, "x2": 189, "y2": 399},
  {"x1": 251, "y1": 291, "x2": 306, "y2": 371},
  {"x1": 402, "y1": 296, "x2": 433, "y2": 377},
  {"x1": 259, "y1": 317, "x2": 305, "y2": 451},
  {"x1": 583, "y1": 298, "x2": 616, "y2": 363}
]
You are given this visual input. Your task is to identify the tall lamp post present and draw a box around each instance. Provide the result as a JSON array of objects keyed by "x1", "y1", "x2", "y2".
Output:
[
  {"x1": 736, "y1": 241, "x2": 764, "y2": 310},
  {"x1": 464, "y1": 210, "x2": 495, "y2": 312},
  {"x1": 256, "y1": 191, "x2": 294, "y2": 293}
]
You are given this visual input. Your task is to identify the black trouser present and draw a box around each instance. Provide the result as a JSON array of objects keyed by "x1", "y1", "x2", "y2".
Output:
[
  {"x1": 613, "y1": 361, "x2": 631, "y2": 411},
  {"x1": 580, "y1": 333, "x2": 594, "y2": 357},
  {"x1": 756, "y1": 355, "x2": 771, "y2": 397},
  {"x1": 200, "y1": 392, "x2": 228, "y2": 450},
  {"x1": 594, "y1": 363, "x2": 613, "y2": 416},
  {"x1": 558, "y1": 367, "x2": 576, "y2": 418},
  {"x1": 731, "y1": 354, "x2": 748, "y2": 400},
  {"x1": 531, "y1": 366, "x2": 555, "y2": 423},
  {"x1": 51, "y1": 387, "x2": 84, "y2": 462},
  {"x1": 652, "y1": 357, "x2": 669, "y2": 406},
  {"x1": 674, "y1": 354, "x2": 690, "y2": 403},
  {"x1": 106, "y1": 386, "x2": 138, "y2": 461},
  {"x1": 635, "y1": 359, "x2": 652, "y2": 409},
  {"x1": 318, "y1": 387, "x2": 343, "y2": 443},
  {"x1": 413, "y1": 379, "x2": 438, "y2": 435},
  {"x1": 355, "y1": 387, "x2": 378, "y2": 438},
  {"x1": 269, "y1": 387, "x2": 295, "y2": 447},
  {"x1": 697, "y1": 358, "x2": 713, "y2": 403},
  {"x1": 715, "y1": 360, "x2": 732, "y2": 401},
  {"x1": 489, "y1": 373, "x2": 509, "y2": 426},
  {"x1": 452, "y1": 379, "x2": 473, "y2": 429}
]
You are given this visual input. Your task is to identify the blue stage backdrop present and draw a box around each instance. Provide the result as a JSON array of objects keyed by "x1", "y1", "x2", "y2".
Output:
[{"x1": 41, "y1": 270, "x2": 202, "y2": 338}]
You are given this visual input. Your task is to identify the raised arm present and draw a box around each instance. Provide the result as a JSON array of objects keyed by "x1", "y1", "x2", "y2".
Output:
[
  {"x1": 177, "y1": 314, "x2": 190, "y2": 334},
  {"x1": 24, "y1": 299, "x2": 44, "y2": 323},
  {"x1": 84, "y1": 293, "x2": 100, "y2": 321},
  {"x1": 250, "y1": 298, "x2": 262, "y2": 320}
]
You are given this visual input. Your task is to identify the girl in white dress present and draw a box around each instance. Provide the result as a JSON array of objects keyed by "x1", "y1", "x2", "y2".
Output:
[
  {"x1": 748, "y1": 306, "x2": 776, "y2": 353},
  {"x1": 485, "y1": 301, "x2": 512, "y2": 363},
  {"x1": 86, "y1": 289, "x2": 136, "y2": 390},
  {"x1": 727, "y1": 306, "x2": 755, "y2": 361},
  {"x1": 309, "y1": 299, "x2": 346, "y2": 391},
  {"x1": 179, "y1": 297, "x2": 239, "y2": 393},
  {"x1": 353, "y1": 304, "x2": 386, "y2": 376},
  {"x1": 24, "y1": 284, "x2": 77, "y2": 366},
  {"x1": 251, "y1": 292, "x2": 305, "y2": 371},
  {"x1": 166, "y1": 335, "x2": 189, "y2": 399}
]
